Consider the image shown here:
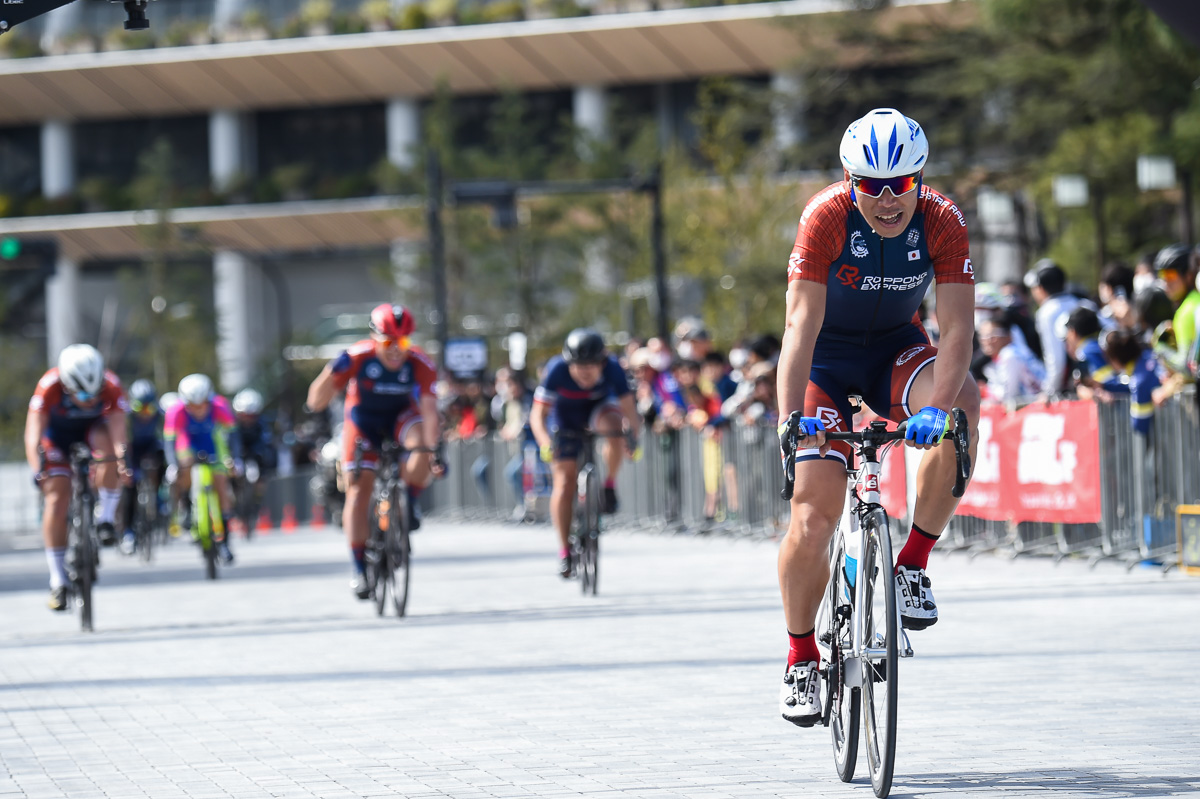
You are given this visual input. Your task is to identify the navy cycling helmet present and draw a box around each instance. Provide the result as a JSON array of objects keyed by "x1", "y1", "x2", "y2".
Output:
[
  {"x1": 129, "y1": 378, "x2": 157, "y2": 410},
  {"x1": 563, "y1": 328, "x2": 606, "y2": 364}
]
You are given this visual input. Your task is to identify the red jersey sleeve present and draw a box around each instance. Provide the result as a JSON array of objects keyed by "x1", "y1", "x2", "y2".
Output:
[
  {"x1": 329, "y1": 341, "x2": 375, "y2": 391},
  {"x1": 99, "y1": 371, "x2": 127, "y2": 416},
  {"x1": 921, "y1": 187, "x2": 974, "y2": 286},
  {"x1": 408, "y1": 348, "x2": 439, "y2": 398},
  {"x1": 29, "y1": 369, "x2": 62, "y2": 413},
  {"x1": 788, "y1": 183, "x2": 851, "y2": 286}
]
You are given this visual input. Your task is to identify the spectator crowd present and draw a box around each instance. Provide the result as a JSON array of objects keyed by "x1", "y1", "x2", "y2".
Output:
[{"x1": 964, "y1": 244, "x2": 1200, "y2": 436}]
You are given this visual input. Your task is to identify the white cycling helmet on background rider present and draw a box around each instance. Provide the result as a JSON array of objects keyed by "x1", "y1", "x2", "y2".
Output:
[
  {"x1": 233, "y1": 388, "x2": 264, "y2": 415},
  {"x1": 178, "y1": 373, "x2": 214, "y2": 406},
  {"x1": 58, "y1": 344, "x2": 105, "y2": 400},
  {"x1": 839, "y1": 108, "x2": 929, "y2": 184}
]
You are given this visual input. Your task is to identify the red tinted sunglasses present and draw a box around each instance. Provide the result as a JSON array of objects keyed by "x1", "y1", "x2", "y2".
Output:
[
  {"x1": 373, "y1": 334, "x2": 411, "y2": 352},
  {"x1": 851, "y1": 173, "x2": 921, "y2": 199}
]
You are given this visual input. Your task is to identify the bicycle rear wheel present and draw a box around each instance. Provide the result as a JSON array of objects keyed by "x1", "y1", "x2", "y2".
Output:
[
  {"x1": 388, "y1": 485, "x2": 410, "y2": 617},
  {"x1": 820, "y1": 530, "x2": 859, "y2": 782},
  {"x1": 860, "y1": 512, "x2": 898, "y2": 798},
  {"x1": 578, "y1": 466, "x2": 600, "y2": 595},
  {"x1": 137, "y1": 477, "x2": 155, "y2": 563}
]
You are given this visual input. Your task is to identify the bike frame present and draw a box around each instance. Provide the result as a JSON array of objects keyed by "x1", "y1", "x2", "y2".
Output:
[
  {"x1": 836, "y1": 451, "x2": 911, "y2": 691},
  {"x1": 193, "y1": 460, "x2": 225, "y2": 548}
]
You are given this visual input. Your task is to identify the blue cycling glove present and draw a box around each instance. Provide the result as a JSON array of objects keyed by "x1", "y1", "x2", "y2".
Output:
[
  {"x1": 779, "y1": 412, "x2": 826, "y2": 462},
  {"x1": 905, "y1": 406, "x2": 950, "y2": 445}
]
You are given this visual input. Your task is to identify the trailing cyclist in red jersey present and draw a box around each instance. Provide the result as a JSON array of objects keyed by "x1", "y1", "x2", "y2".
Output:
[
  {"x1": 330, "y1": 340, "x2": 438, "y2": 421},
  {"x1": 787, "y1": 182, "x2": 974, "y2": 346}
]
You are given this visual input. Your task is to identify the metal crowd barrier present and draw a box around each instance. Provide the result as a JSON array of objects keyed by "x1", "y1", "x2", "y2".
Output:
[
  {"x1": 942, "y1": 389, "x2": 1198, "y2": 566},
  {"x1": 420, "y1": 392, "x2": 1195, "y2": 565},
  {"x1": 3, "y1": 392, "x2": 1194, "y2": 568}
]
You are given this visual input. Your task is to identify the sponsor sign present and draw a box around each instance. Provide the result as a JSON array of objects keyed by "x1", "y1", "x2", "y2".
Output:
[
  {"x1": 445, "y1": 337, "x2": 489, "y2": 379},
  {"x1": 955, "y1": 401, "x2": 1101, "y2": 524}
]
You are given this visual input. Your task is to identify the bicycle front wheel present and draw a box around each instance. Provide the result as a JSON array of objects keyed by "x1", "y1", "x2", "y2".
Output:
[
  {"x1": 579, "y1": 466, "x2": 600, "y2": 596},
  {"x1": 137, "y1": 479, "x2": 155, "y2": 563},
  {"x1": 388, "y1": 485, "x2": 410, "y2": 617},
  {"x1": 860, "y1": 511, "x2": 898, "y2": 798},
  {"x1": 72, "y1": 513, "x2": 96, "y2": 633},
  {"x1": 821, "y1": 530, "x2": 859, "y2": 782}
]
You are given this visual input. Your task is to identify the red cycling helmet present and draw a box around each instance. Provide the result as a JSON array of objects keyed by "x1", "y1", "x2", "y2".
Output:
[{"x1": 368, "y1": 303, "x2": 416, "y2": 339}]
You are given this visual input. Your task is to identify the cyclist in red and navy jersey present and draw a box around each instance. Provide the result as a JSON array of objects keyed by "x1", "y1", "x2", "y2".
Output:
[
  {"x1": 776, "y1": 109, "x2": 980, "y2": 726},
  {"x1": 24, "y1": 344, "x2": 130, "y2": 611},
  {"x1": 306, "y1": 303, "x2": 443, "y2": 601}
]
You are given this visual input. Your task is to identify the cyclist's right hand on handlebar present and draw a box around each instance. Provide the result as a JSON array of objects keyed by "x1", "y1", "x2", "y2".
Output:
[
  {"x1": 778, "y1": 411, "x2": 828, "y2": 461},
  {"x1": 165, "y1": 464, "x2": 179, "y2": 484}
]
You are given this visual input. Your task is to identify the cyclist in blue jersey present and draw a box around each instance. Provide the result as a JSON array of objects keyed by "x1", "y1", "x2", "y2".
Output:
[
  {"x1": 119, "y1": 379, "x2": 166, "y2": 554},
  {"x1": 776, "y1": 109, "x2": 980, "y2": 726},
  {"x1": 530, "y1": 329, "x2": 641, "y2": 578}
]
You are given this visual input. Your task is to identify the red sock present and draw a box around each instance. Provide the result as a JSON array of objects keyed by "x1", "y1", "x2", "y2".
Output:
[
  {"x1": 787, "y1": 629, "x2": 819, "y2": 670},
  {"x1": 603, "y1": 478, "x2": 615, "y2": 490},
  {"x1": 895, "y1": 524, "x2": 939, "y2": 572}
]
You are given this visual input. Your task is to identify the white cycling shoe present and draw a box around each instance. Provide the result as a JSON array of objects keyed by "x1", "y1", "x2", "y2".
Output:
[
  {"x1": 780, "y1": 661, "x2": 822, "y2": 727},
  {"x1": 896, "y1": 566, "x2": 938, "y2": 630}
]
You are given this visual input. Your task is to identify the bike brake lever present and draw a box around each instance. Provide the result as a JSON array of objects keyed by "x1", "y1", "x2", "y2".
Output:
[
  {"x1": 950, "y1": 408, "x2": 971, "y2": 498},
  {"x1": 781, "y1": 430, "x2": 797, "y2": 501}
]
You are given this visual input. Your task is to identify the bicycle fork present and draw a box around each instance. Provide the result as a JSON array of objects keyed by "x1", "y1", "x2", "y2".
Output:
[{"x1": 840, "y1": 460, "x2": 913, "y2": 690}]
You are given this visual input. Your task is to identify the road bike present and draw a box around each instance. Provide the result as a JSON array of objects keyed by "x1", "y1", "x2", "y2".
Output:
[
  {"x1": 780, "y1": 403, "x2": 971, "y2": 798},
  {"x1": 191, "y1": 453, "x2": 227, "y2": 580},
  {"x1": 63, "y1": 444, "x2": 111, "y2": 632},
  {"x1": 354, "y1": 439, "x2": 437, "y2": 618},
  {"x1": 558, "y1": 429, "x2": 633, "y2": 596},
  {"x1": 232, "y1": 456, "x2": 266, "y2": 541},
  {"x1": 132, "y1": 454, "x2": 165, "y2": 563}
]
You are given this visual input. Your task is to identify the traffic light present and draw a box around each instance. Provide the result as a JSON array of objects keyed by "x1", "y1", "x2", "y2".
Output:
[
  {"x1": 0, "y1": 237, "x2": 21, "y2": 260},
  {"x1": 0, "y1": 237, "x2": 56, "y2": 262}
]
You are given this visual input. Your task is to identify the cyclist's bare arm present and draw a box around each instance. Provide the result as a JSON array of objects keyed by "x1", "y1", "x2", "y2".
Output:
[
  {"x1": 306, "y1": 362, "x2": 338, "y2": 412},
  {"x1": 927, "y1": 282, "x2": 974, "y2": 414},
  {"x1": 529, "y1": 402, "x2": 552, "y2": 451},
  {"x1": 104, "y1": 409, "x2": 131, "y2": 479},
  {"x1": 778, "y1": 279, "x2": 828, "y2": 454},
  {"x1": 24, "y1": 407, "x2": 46, "y2": 475},
  {"x1": 418, "y1": 393, "x2": 441, "y2": 451}
]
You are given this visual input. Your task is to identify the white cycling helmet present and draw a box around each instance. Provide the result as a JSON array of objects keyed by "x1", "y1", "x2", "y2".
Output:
[
  {"x1": 178, "y1": 373, "x2": 214, "y2": 406},
  {"x1": 159, "y1": 391, "x2": 181, "y2": 412},
  {"x1": 233, "y1": 387, "x2": 264, "y2": 415},
  {"x1": 839, "y1": 108, "x2": 929, "y2": 179},
  {"x1": 57, "y1": 344, "x2": 105, "y2": 398}
]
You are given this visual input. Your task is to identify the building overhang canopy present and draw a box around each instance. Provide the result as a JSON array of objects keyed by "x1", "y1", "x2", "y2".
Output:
[
  {"x1": 0, "y1": 196, "x2": 425, "y2": 260},
  {"x1": 0, "y1": 0, "x2": 955, "y2": 124}
]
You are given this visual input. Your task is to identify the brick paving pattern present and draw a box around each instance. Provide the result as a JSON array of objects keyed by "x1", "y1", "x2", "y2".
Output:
[{"x1": 1, "y1": 520, "x2": 1198, "y2": 798}]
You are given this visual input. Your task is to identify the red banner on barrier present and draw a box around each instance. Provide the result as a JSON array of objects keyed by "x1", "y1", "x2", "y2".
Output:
[
  {"x1": 955, "y1": 404, "x2": 1007, "y2": 521},
  {"x1": 955, "y1": 400, "x2": 1102, "y2": 524},
  {"x1": 1008, "y1": 401, "x2": 1101, "y2": 523}
]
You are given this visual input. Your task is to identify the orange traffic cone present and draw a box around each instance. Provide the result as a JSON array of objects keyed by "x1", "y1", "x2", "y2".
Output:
[
  {"x1": 281, "y1": 504, "x2": 298, "y2": 533},
  {"x1": 311, "y1": 503, "x2": 326, "y2": 528},
  {"x1": 257, "y1": 508, "x2": 272, "y2": 536}
]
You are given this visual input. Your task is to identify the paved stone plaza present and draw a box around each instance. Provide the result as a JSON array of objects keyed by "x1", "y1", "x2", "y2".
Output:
[{"x1": 1, "y1": 519, "x2": 1198, "y2": 798}]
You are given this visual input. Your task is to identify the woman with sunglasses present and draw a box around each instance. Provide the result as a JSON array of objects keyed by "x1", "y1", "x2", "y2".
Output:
[
  {"x1": 25, "y1": 343, "x2": 130, "y2": 612},
  {"x1": 306, "y1": 302, "x2": 443, "y2": 602},
  {"x1": 775, "y1": 108, "x2": 981, "y2": 726}
]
